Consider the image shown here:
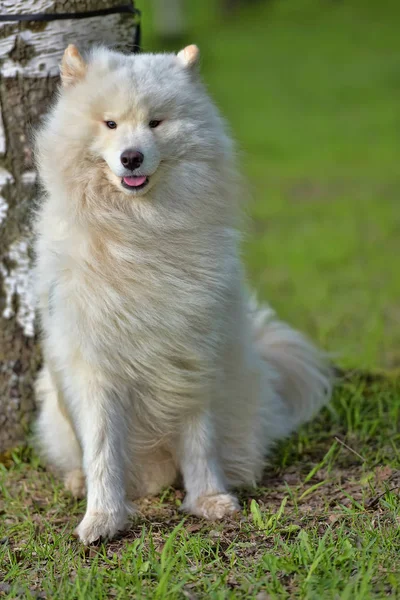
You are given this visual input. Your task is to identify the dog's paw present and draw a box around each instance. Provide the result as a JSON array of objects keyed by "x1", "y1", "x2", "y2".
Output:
[
  {"x1": 182, "y1": 493, "x2": 240, "y2": 520},
  {"x1": 64, "y1": 469, "x2": 86, "y2": 499},
  {"x1": 74, "y1": 504, "x2": 133, "y2": 545}
]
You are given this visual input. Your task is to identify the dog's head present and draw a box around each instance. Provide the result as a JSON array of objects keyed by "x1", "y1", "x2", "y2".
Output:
[{"x1": 38, "y1": 44, "x2": 232, "y2": 205}]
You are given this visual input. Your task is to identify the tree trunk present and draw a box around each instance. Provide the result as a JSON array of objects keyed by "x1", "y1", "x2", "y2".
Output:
[{"x1": 0, "y1": 0, "x2": 139, "y2": 450}]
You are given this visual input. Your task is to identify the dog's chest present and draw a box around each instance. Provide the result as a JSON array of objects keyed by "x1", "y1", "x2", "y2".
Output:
[{"x1": 53, "y1": 229, "x2": 233, "y2": 373}]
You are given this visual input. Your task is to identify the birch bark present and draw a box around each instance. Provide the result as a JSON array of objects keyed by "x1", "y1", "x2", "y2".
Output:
[{"x1": 0, "y1": 0, "x2": 138, "y2": 450}]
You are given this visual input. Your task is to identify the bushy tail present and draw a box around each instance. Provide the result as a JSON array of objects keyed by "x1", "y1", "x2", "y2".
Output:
[{"x1": 249, "y1": 300, "x2": 333, "y2": 428}]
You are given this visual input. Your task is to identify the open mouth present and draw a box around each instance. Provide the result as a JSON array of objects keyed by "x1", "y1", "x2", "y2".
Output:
[{"x1": 121, "y1": 175, "x2": 149, "y2": 191}]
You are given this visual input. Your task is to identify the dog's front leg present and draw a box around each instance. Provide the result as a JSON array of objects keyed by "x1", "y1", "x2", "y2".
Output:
[
  {"x1": 71, "y1": 374, "x2": 132, "y2": 544},
  {"x1": 179, "y1": 410, "x2": 240, "y2": 520}
]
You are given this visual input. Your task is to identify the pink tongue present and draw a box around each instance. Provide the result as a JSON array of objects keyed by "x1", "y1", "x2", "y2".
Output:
[{"x1": 123, "y1": 176, "x2": 147, "y2": 187}]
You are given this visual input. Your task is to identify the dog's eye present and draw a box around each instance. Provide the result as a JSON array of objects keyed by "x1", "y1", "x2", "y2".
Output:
[
  {"x1": 149, "y1": 120, "x2": 162, "y2": 129},
  {"x1": 105, "y1": 121, "x2": 117, "y2": 129}
]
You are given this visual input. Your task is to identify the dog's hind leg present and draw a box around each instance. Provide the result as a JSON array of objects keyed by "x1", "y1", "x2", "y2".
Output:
[
  {"x1": 34, "y1": 366, "x2": 86, "y2": 499},
  {"x1": 129, "y1": 447, "x2": 178, "y2": 499}
]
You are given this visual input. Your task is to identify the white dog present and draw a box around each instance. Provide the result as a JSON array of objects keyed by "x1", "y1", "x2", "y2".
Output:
[{"x1": 33, "y1": 44, "x2": 332, "y2": 544}]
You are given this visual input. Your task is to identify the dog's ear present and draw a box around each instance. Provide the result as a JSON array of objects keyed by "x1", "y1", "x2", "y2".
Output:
[
  {"x1": 60, "y1": 45, "x2": 87, "y2": 88},
  {"x1": 177, "y1": 45, "x2": 199, "y2": 71}
]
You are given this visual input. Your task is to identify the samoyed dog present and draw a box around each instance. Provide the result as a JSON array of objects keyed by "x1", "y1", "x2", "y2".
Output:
[{"x1": 34, "y1": 44, "x2": 332, "y2": 544}]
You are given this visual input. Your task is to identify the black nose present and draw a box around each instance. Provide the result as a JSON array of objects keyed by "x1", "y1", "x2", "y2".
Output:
[{"x1": 120, "y1": 150, "x2": 144, "y2": 170}]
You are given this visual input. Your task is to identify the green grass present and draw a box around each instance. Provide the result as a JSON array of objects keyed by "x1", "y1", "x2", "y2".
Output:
[
  {"x1": 146, "y1": 0, "x2": 400, "y2": 370},
  {"x1": 1, "y1": 0, "x2": 400, "y2": 597},
  {"x1": 1, "y1": 374, "x2": 400, "y2": 598}
]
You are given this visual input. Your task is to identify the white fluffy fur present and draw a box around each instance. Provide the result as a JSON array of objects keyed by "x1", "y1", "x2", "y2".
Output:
[{"x1": 33, "y1": 45, "x2": 332, "y2": 544}]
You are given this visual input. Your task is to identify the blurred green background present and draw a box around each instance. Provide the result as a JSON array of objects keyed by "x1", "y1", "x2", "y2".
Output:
[{"x1": 143, "y1": 0, "x2": 399, "y2": 370}]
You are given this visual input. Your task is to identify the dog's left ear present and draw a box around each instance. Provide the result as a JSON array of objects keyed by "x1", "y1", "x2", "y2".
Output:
[
  {"x1": 60, "y1": 44, "x2": 87, "y2": 87},
  {"x1": 177, "y1": 45, "x2": 199, "y2": 71}
]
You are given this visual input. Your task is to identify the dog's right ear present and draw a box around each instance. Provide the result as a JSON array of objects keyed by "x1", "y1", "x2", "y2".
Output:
[{"x1": 60, "y1": 45, "x2": 87, "y2": 88}]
